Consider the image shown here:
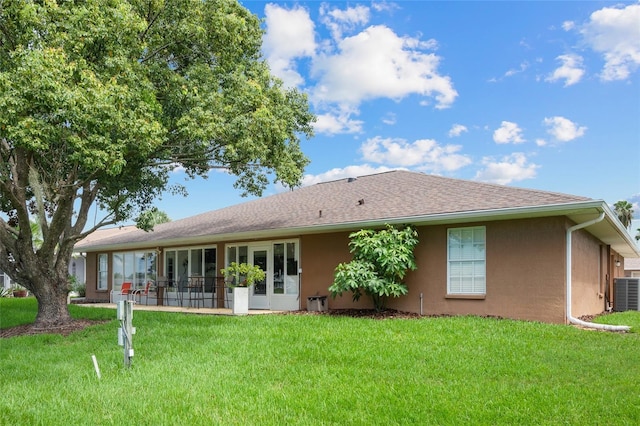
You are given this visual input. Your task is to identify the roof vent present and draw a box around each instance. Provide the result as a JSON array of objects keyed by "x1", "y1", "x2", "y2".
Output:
[{"x1": 347, "y1": 177, "x2": 357, "y2": 183}]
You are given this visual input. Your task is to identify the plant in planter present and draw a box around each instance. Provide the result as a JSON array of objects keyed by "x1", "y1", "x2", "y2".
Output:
[
  {"x1": 221, "y1": 262, "x2": 266, "y2": 315},
  {"x1": 11, "y1": 285, "x2": 28, "y2": 298},
  {"x1": 221, "y1": 262, "x2": 266, "y2": 287}
]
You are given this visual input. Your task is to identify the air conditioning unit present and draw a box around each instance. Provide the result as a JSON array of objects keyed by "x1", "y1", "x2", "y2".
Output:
[{"x1": 613, "y1": 278, "x2": 640, "y2": 312}]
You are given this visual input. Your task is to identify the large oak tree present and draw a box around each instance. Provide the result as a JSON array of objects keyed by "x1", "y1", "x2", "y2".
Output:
[{"x1": 0, "y1": 0, "x2": 314, "y2": 329}]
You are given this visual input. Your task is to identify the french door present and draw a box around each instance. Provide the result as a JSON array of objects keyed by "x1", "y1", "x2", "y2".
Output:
[
  {"x1": 226, "y1": 240, "x2": 300, "y2": 311},
  {"x1": 249, "y1": 246, "x2": 270, "y2": 309}
]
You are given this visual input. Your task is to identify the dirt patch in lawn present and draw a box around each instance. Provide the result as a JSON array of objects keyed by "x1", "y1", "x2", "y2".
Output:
[
  {"x1": 0, "y1": 319, "x2": 109, "y2": 338},
  {"x1": 289, "y1": 309, "x2": 424, "y2": 319}
]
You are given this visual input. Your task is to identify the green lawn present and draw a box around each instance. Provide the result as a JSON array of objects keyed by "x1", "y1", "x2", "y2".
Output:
[{"x1": 1, "y1": 298, "x2": 639, "y2": 425}]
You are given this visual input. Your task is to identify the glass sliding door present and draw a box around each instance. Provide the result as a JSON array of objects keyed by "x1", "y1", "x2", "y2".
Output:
[
  {"x1": 164, "y1": 246, "x2": 217, "y2": 307},
  {"x1": 249, "y1": 246, "x2": 270, "y2": 309},
  {"x1": 204, "y1": 248, "x2": 217, "y2": 294},
  {"x1": 225, "y1": 240, "x2": 300, "y2": 311},
  {"x1": 111, "y1": 250, "x2": 158, "y2": 303}
]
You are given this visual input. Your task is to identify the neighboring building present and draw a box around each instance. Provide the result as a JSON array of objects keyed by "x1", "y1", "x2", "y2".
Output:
[
  {"x1": 625, "y1": 257, "x2": 640, "y2": 278},
  {"x1": 0, "y1": 270, "x2": 14, "y2": 291},
  {"x1": 2, "y1": 257, "x2": 85, "y2": 291},
  {"x1": 74, "y1": 171, "x2": 639, "y2": 323}
]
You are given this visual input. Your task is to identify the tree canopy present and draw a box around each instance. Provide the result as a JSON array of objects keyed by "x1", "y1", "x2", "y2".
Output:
[
  {"x1": 613, "y1": 200, "x2": 634, "y2": 229},
  {"x1": 0, "y1": 0, "x2": 315, "y2": 328}
]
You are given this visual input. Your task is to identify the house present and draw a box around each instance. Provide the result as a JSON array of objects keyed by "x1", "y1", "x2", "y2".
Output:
[
  {"x1": 625, "y1": 258, "x2": 640, "y2": 278},
  {"x1": 1, "y1": 270, "x2": 15, "y2": 291},
  {"x1": 75, "y1": 170, "x2": 639, "y2": 324}
]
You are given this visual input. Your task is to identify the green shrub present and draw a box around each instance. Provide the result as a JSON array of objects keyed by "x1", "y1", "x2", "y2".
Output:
[{"x1": 329, "y1": 224, "x2": 418, "y2": 311}]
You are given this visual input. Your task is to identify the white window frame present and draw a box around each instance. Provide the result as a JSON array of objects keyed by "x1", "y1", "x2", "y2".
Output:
[
  {"x1": 447, "y1": 226, "x2": 486, "y2": 295},
  {"x1": 164, "y1": 246, "x2": 217, "y2": 282},
  {"x1": 225, "y1": 240, "x2": 300, "y2": 296},
  {"x1": 97, "y1": 254, "x2": 108, "y2": 291},
  {"x1": 112, "y1": 251, "x2": 158, "y2": 291}
]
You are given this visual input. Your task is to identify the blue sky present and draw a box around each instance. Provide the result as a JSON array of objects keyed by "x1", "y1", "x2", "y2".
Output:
[{"x1": 151, "y1": 1, "x2": 639, "y2": 229}]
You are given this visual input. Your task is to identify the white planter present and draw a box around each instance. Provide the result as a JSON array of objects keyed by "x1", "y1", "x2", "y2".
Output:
[{"x1": 232, "y1": 287, "x2": 249, "y2": 315}]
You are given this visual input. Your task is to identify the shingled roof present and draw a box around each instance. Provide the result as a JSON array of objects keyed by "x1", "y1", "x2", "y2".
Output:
[{"x1": 77, "y1": 170, "x2": 612, "y2": 251}]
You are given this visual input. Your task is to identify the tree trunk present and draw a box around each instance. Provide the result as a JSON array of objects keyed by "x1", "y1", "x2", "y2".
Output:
[
  {"x1": 33, "y1": 288, "x2": 72, "y2": 329},
  {"x1": 28, "y1": 257, "x2": 73, "y2": 329}
]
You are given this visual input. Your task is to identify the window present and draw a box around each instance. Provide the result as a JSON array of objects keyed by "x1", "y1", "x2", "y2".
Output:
[
  {"x1": 97, "y1": 254, "x2": 108, "y2": 290},
  {"x1": 112, "y1": 251, "x2": 157, "y2": 291},
  {"x1": 164, "y1": 247, "x2": 217, "y2": 291},
  {"x1": 448, "y1": 226, "x2": 486, "y2": 295},
  {"x1": 225, "y1": 245, "x2": 248, "y2": 287}
]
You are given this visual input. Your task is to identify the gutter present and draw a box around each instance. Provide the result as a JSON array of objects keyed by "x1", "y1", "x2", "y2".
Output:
[{"x1": 566, "y1": 212, "x2": 630, "y2": 332}]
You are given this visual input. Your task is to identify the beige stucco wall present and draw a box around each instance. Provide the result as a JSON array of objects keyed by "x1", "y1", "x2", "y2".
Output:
[
  {"x1": 300, "y1": 232, "x2": 371, "y2": 309},
  {"x1": 570, "y1": 227, "x2": 607, "y2": 317},
  {"x1": 301, "y1": 217, "x2": 575, "y2": 323}
]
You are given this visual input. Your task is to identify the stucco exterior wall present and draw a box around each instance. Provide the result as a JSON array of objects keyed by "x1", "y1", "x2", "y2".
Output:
[
  {"x1": 300, "y1": 232, "x2": 372, "y2": 309},
  {"x1": 301, "y1": 217, "x2": 570, "y2": 323},
  {"x1": 570, "y1": 227, "x2": 607, "y2": 317}
]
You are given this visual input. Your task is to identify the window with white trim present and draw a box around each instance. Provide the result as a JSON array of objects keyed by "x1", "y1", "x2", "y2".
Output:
[
  {"x1": 164, "y1": 246, "x2": 217, "y2": 291},
  {"x1": 448, "y1": 226, "x2": 486, "y2": 295},
  {"x1": 112, "y1": 251, "x2": 157, "y2": 291},
  {"x1": 97, "y1": 254, "x2": 108, "y2": 291}
]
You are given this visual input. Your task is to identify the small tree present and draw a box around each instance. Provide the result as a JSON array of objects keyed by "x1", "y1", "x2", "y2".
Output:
[{"x1": 329, "y1": 225, "x2": 419, "y2": 312}]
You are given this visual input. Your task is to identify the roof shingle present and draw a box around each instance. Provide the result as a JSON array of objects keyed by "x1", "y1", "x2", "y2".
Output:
[{"x1": 75, "y1": 170, "x2": 592, "y2": 249}]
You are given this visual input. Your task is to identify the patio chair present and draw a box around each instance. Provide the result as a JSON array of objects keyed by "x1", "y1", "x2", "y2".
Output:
[
  {"x1": 186, "y1": 276, "x2": 205, "y2": 308},
  {"x1": 110, "y1": 282, "x2": 133, "y2": 303},
  {"x1": 133, "y1": 281, "x2": 155, "y2": 305},
  {"x1": 161, "y1": 276, "x2": 183, "y2": 306}
]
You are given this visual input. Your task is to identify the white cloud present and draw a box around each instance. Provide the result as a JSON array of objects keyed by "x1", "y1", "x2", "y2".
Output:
[
  {"x1": 320, "y1": 4, "x2": 370, "y2": 40},
  {"x1": 580, "y1": 3, "x2": 640, "y2": 81},
  {"x1": 493, "y1": 121, "x2": 525, "y2": 144},
  {"x1": 535, "y1": 138, "x2": 547, "y2": 147},
  {"x1": 474, "y1": 153, "x2": 539, "y2": 185},
  {"x1": 543, "y1": 116, "x2": 587, "y2": 142},
  {"x1": 311, "y1": 25, "x2": 457, "y2": 109},
  {"x1": 371, "y1": 1, "x2": 400, "y2": 13},
  {"x1": 546, "y1": 54, "x2": 585, "y2": 86},
  {"x1": 301, "y1": 165, "x2": 396, "y2": 186},
  {"x1": 314, "y1": 107, "x2": 364, "y2": 135},
  {"x1": 562, "y1": 21, "x2": 576, "y2": 31},
  {"x1": 360, "y1": 136, "x2": 472, "y2": 172},
  {"x1": 505, "y1": 61, "x2": 529, "y2": 77},
  {"x1": 448, "y1": 124, "x2": 468, "y2": 138},
  {"x1": 263, "y1": 4, "x2": 316, "y2": 87},
  {"x1": 382, "y1": 112, "x2": 397, "y2": 125}
]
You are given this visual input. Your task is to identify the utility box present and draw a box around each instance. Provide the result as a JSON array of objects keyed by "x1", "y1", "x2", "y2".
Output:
[
  {"x1": 614, "y1": 278, "x2": 640, "y2": 312},
  {"x1": 307, "y1": 295, "x2": 328, "y2": 312}
]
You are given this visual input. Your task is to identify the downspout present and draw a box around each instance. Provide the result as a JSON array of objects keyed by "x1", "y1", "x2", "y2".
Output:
[{"x1": 566, "y1": 212, "x2": 630, "y2": 331}]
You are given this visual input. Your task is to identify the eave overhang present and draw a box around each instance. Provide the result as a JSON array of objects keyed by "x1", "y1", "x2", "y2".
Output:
[{"x1": 76, "y1": 200, "x2": 640, "y2": 258}]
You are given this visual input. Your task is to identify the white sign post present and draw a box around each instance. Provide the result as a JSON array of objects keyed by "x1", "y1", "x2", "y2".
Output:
[{"x1": 117, "y1": 300, "x2": 135, "y2": 368}]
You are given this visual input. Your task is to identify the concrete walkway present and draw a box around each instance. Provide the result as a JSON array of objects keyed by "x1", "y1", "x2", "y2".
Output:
[{"x1": 78, "y1": 302, "x2": 280, "y2": 316}]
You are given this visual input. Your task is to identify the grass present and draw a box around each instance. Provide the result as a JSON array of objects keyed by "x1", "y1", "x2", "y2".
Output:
[{"x1": 1, "y1": 298, "x2": 639, "y2": 425}]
